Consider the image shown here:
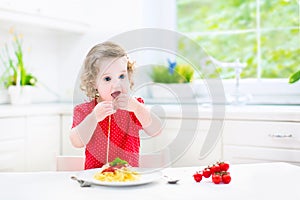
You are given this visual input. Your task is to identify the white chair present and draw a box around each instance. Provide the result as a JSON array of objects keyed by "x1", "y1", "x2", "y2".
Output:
[
  {"x1": 139, "y1": 149, "x2": 171, "y2": 168},
  {"x1": 56, "y1": 156, "x2": 85, "y2": 171},
  {"x1": 56, "y1": 150, "x2": 171, "y2": 171}
]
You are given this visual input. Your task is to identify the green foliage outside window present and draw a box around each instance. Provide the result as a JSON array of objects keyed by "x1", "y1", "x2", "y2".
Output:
[
  {"x1": 177, "y1": 0, "x2": 300, "y2": 79},
  {"x1": 150, "y1": 63, "x2": 194, "y2": 83}
]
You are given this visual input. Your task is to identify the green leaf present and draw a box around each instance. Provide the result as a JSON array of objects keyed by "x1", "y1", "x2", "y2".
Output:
[
  {"x1": 289, "y1": 70, "x2": 300, "y2": 84},
  {"x1": 109, "y1": 157, "x2": 128, "y2": 166}
]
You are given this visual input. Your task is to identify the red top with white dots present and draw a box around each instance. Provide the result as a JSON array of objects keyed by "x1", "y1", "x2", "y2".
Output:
[{"x1": 72, "y1": 98, "x2": 144, "y2": 169}]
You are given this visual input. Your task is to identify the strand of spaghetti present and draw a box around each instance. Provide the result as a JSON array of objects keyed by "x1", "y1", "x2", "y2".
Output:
[{"x1": 106, "y1": 115, "x2": 111, "y2": 164}]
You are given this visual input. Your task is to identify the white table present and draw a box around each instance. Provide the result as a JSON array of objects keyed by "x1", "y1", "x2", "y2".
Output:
[{"x1": 1, "y1": 162, "x2": 299, "y2": 200}]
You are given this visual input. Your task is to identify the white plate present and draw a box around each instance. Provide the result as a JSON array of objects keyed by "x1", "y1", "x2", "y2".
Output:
[{"x1": 76, "y1": 168, "x2": 163, "y2": 186}]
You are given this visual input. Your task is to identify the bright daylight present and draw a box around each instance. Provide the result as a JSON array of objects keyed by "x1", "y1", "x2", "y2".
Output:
[{"x1": 0, "y1": 0, "x2": 299, "y2": 200}]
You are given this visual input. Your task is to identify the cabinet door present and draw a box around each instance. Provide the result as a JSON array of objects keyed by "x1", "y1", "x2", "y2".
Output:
[
  {"x1": 0, "y1": 117, "x2": 26, "y2": 172},
  {"x1": 223, "y1": 120, "x2": 300, "y2": 165},
  {"x1": 0, "y1": 139, "x2": 25, "y2": 172},
  {"x1": 142, "y1": 118, "x2": 222, "y2": 167},
  {"x1": 61, "y1": 115, "x2": 84, "y2": 156},
  {"x1": 0, "y1": 117, "x2": 25, "y2": 140},
  {"x1": 170, "y1": 119, "x2": 222, "y2": 167},
  {"x1": 223, "y1": 120, "x2": 300, "y2": 149},
  {"x1": 26, "y1": 115, "x2": 60, "y2": 171},
  {"x1": 224, "y1": 145, "x2": 300, "y2": 166},
  {"x1": 0, "y1": 0, "x2": 89, "y2": 33}
]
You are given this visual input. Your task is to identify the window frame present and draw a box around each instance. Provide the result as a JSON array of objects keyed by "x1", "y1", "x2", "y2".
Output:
[{"x1": 175, "y1": 0, "x2": 300, "y2": 104}]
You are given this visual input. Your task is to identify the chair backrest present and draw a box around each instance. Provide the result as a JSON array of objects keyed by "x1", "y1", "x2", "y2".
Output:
[
  {"x1": 56, "y1": 151, "x2": 171, "y2": 171},
  {"x1": 56, "y1": 156, "x2": 85, "y2": 171},
  {"x1": 139, "y1": 148, "x2": 171, "y2": 168}
]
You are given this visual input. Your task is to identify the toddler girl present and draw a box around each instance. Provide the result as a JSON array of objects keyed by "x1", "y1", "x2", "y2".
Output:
[{"x1": 70, "y1": 41, "x2": 162, "y2": 169}]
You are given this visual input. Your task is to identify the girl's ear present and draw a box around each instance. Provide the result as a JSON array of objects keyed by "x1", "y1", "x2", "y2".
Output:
[
  {"x1": 94, "y1": 88, "x2": 100, "y2": 98},
  {"x1": 127, "y1": 60, "x2": 135, "y2": 89}
]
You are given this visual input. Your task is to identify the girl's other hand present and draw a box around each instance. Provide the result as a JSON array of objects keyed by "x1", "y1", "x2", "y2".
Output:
[
  {"x1": 113, "y1": 94, "x2": 138, "y2": 112},
  {"x1": 93, "y1": 101, "x2": 116, "y2": 122}
]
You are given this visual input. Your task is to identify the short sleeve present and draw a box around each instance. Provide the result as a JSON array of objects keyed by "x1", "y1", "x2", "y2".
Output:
[
  {"x1": 72, "y1": 105, "x2": 84, "y2": 128},
  {"x1": 72, "y1": 102, "x2": 93, "y2": 128}
]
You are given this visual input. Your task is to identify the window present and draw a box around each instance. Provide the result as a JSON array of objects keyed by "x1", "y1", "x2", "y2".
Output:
[{"x1": 177, "y1": 0, "x2": 299, "y2": 80}]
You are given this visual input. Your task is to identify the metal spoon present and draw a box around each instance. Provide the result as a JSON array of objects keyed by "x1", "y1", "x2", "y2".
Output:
[
  {"x1": 164, "y1": 175, "x2": 180, "y2": 184},
  {"x1": 70, "y1": 176, "x2": 92, "y2": 187}
]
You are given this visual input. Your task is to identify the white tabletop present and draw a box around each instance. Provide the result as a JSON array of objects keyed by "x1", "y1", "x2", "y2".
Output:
[{"x1": 1, "y1": 162, "x2": 299, "y2": 200}]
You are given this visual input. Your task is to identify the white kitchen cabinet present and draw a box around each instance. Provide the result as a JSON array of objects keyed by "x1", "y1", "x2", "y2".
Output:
[
  {"x1": 61, "y1": 114, "x2": 84, "y2": 156},
  {"x1": 0, "y1": 0, "x2": 90, "y2": 33},
  {"x1": 169, "y1": 119, "x2": 222, "y2": 167},
  {"x1": 222, "y1": 120, "x2": 300, "y2": 166},
  {"x1": 25, "y1": 115, "x2": 61, "y2": 171},
  {"x1": 140, "y1": 117, "x2": 222, "y2": 167},
  {"x1": 0, "y1": 139, "x2": 25, "y2": 172},
  {"x1": 0, "y1": 117, "x2": 26, "y2": 171},
  {"x1": 0, "y1": 114, "x2": 67, "y2": 172},
  {"x1": 1, "y1": 104, "x2": 300, "y2": 171}
]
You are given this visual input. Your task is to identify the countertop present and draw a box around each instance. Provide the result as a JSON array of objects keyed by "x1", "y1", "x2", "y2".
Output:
[
  {"x1": 0, "y1": 103, "x2": 73, "y2": 117},
  {"x1": 0, "y1": 162, "x2": 299, "y2": 200},
  {"x1": 0, "y1": 102, "x2": 300, "y2": 122}
]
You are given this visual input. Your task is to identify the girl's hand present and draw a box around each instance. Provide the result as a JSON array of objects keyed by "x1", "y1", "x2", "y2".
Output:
[
  {"x1": 114, "y1": 94, "x2": 138, "y2": 112},
  {"x1": 93, "y1": 101, "x2": 116, "y2": 122}
]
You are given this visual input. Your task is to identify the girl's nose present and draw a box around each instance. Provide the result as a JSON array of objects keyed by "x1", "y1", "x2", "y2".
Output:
[{"x1": 112, "y1": 78, "x2": 122, "y2": 88}]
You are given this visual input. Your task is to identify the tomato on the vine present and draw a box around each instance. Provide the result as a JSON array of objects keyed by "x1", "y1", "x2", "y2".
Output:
[
  {"x1": 210, "y1": 164, "x2": 220, "y2": 174},
  {"x1": 222, "y1": 173, "x2": 231, "y2": 184},
  {"x1": 219, "y1": 162, "x2": 230, "y2": 172},
  {"x1": 202, "y1": 168, "x2": 211, "y2": 178},
  {"x1": 193, "y1": 161, "x2": 232, "y2": 185},
  {"x1": 193, "y1": 172, "x2": 202, "y2": 182},
  {"x1": 212, "y1": 173, "x2": 222, "y2": 184}
]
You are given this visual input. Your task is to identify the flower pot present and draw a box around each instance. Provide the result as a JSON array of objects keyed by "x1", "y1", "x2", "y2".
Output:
[
  {"x1": 0, "y1": 89, "x2": 9, "y2": 104},
  {"x1": 8, "y1": 85, "x2": 33, "y2": 105},
  {"x1": 150, "y1": 83, "x2": 196, "y2": 100}
]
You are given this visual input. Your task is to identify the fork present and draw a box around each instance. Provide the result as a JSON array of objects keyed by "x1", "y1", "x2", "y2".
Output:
[{"x1": 70, "y1": 176, "x2": 92, "y2": 187}]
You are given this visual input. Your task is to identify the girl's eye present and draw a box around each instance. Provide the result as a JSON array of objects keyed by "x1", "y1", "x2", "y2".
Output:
[
  {"x1": 104, "y1": 76, "x2": 111, "y2": 82},
  {"x1": 119, "y1": 74, "x2": 125, "y2": 79}
]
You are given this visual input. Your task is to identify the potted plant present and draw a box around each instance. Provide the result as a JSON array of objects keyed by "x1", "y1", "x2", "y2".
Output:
[
  {"x1": 0, "y1": 72, "x2": 9, "y2": 104},
  {"x1": 0, "y1": 31, "x2": 37, "y2": 105},
  {"x1": 149, "y1": 59, "x2": 195, "y2": 99}
]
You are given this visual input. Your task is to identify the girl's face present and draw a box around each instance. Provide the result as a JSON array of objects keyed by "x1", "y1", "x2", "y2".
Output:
[{"x1": 95, "y1": 57, "x2": 130, "y2": 101}]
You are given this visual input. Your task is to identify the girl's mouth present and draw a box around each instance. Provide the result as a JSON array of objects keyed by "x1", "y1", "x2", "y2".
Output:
[{"x1": 111, "y1": 91, "x2": 121, "y2": 99}]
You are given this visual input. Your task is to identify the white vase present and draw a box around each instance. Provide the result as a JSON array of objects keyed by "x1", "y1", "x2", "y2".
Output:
[
  {"x1": 8, "y1": 85, "x2": 33, "y2": 105},
  {"x1": 0, "y1": 88, "x2": 9, "y2": 104},
  {"x1": 150, "y1": 83, "x2": 196, "y2": 99}
]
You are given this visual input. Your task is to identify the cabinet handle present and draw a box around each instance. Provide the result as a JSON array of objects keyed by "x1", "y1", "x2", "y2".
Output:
[{"x1": 268, "y1": 133, "x2": 293, "y2": 138}]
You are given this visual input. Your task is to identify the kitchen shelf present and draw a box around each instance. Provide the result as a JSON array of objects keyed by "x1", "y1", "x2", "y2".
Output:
[{"x1": 0, "y1": 7, "x2": 90, "y2": 34}]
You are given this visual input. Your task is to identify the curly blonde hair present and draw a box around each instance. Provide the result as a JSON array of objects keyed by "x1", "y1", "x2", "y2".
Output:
[{"x1": 80, "y1": 41, "x2": 135, "y2": 99}]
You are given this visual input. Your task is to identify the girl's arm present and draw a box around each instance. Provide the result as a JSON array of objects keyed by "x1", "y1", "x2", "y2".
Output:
[
  {"x1": 133, "y1": 102, "x2": 162, "y2": 136},
  {"x1": 70, "y1": 101, "x2": 115, "y2": 148},
  {"x1": 69, "y1": 111, "x2": 98, "y2": 148},
  {"x1": 114, "y1": 95, "x2": 162, "y2": 136}
]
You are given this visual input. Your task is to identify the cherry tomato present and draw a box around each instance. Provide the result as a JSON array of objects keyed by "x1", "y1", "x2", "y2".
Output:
[
  {"x1": 210, "y1": 164, "x2": 220, "y2": 174},
  {"x1": 202, "y1": 168, "x2": 211, "y2": 178},
  {"x1": 212, "y1": 173, "x2": 222, "y2": 184},
  {"x1": 193, "y1": 172, "x2": 202, "y2": 182},
  {"x1": 219, "y1": 162, "x2": 230, "y2": 172},
  {"x1": 222, "y1": 173, "x2": 231, "y2": 184}
]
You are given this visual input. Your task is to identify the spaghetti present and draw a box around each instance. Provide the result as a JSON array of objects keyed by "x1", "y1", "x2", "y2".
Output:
[{"x1": 93, "y1": 158, "x2": 140, "y2": 182}]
